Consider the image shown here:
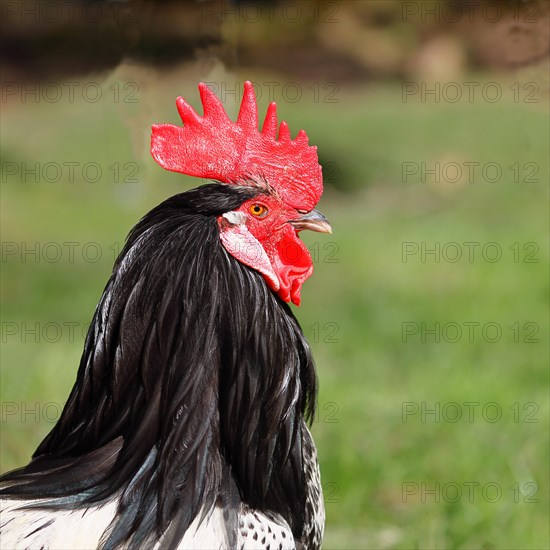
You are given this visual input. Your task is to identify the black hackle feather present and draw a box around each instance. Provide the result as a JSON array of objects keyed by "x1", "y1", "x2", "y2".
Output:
[{"x1": 0, "y1": 183, "x2": 318, "y2": 549}]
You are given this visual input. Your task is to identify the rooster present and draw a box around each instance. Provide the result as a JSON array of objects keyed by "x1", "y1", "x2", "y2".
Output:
[{"x1": 0, "y1": 81, "x2": 331, "y2": 549}]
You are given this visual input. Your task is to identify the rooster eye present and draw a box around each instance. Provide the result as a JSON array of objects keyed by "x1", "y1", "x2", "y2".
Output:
[{"x1": 249, "y1": 204, "x2": 269, "y2": 219}]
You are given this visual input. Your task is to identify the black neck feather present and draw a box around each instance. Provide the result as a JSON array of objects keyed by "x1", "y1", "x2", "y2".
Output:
[{"x1": 0, "y1": 184, "x2": 318, "y2": 548}]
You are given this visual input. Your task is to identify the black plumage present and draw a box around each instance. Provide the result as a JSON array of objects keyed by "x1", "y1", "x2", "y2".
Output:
[{"x1": 0, "y1": 183, "x2": 320, "y2": 548}]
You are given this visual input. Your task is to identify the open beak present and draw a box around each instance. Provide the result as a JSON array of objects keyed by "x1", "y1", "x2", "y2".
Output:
[{"x1": 289, "y1": 209, "x2": 332, "y2": 234}]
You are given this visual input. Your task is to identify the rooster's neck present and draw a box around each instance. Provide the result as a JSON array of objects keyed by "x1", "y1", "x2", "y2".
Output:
[{"x1": 2, "y1": 185, "x2": 318, "y2": 548}]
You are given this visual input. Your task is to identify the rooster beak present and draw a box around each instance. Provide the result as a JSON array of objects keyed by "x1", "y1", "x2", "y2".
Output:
[{"x1": 289, "y1": 209, "x2": 332, "y2": 234}]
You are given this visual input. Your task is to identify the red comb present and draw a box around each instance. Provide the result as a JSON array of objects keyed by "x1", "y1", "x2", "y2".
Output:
[{"x1": 151, "y1": 81, "x2": 323, "y2": 211}]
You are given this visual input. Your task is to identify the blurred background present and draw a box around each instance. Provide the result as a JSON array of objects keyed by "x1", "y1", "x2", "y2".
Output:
[{"x1": 1, "y1": 1, "x2": 548, "y2": 548}]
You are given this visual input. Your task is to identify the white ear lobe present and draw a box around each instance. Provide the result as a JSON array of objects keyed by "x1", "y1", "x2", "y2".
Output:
[
  {"x1": 222, "y1": 211, "x2": 247, "y2": 225},
  {"x1": 219, "y1": 223, "x2": 280, "y2": 292}
]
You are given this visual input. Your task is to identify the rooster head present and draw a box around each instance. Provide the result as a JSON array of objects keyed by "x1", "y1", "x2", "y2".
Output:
[{"x1": 151, "y1": 81, "x2": 331, "y2": 305}]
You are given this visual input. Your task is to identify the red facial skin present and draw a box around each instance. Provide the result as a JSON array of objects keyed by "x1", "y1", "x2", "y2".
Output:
[{"x1": 218, "y1": 194, "x2": 313, "y2": 306}]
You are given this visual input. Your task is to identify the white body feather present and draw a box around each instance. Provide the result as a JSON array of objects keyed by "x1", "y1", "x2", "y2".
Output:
[{"x1": 0, "y1": 497, "x2": 298, "y2": 549}]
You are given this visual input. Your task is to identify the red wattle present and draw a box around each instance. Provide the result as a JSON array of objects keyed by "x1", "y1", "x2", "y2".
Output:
[{"x1": 271, "y1": 227, "x2": 313, "y2": 306}]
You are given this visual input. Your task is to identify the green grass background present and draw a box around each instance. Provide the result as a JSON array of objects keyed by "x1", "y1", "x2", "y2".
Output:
[{"x1": 1, "y1": 74, "x2": 548, "y2": 549}]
